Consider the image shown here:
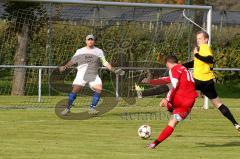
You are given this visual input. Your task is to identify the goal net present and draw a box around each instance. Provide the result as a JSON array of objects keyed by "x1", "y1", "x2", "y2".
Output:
[{"x1": 0, "y1": 1, "x2": 212, "y2": 110}]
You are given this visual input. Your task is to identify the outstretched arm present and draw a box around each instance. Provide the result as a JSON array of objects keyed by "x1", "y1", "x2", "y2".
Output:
[
  {"x1": 101, "y1": 56, "x2": 125, "y2": 75},
  {"x1": 195, "y1": 53, "x2": 214, "y2": 64},
  {"x1": 59, "y1": 60, "x2": 75, "y2": 72},
  {"x1": 59, "y1": 50, "x2": 81, "y2": 72},
  {"x1": 142, "y1": 76, "x2": 171, "y2": 85},
  {"x1": 103, "y1": 61, "x2": 113, "y2": 71},
  {"x1": 148, "y1": 77, "x2": 171, "y2": 85},
  {"x1": 193, "y1": 46, "x2": 214, "y2": 64},
  {"x1": 182, "y1": 60, "x2": 194, "y2": 68}
]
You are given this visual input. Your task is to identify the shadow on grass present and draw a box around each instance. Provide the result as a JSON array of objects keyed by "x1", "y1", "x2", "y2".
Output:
[
  {"x1": 196, "y1": 141, "x2": 240, "y2": 147},
  {"x1": 175, "y1": 135, "x2": 238, "y2": 138}
]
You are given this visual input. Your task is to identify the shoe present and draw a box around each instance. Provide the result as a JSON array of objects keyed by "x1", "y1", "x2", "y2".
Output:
[
  {"x1": 88, "y1": 107, "x2": 99, "y2": 115},
  {"x1": 235, "y1": 124, "x2": 240, "y2": 132},
  {"x1": 61, "y1": 108, "x2": 70, "y2": 116},
  {"x1": 135, "y1": 83, "x2": 144, "y2": 99},
  {"x1": 147, "y1": 143, "x2": 157, "y2": 149}
]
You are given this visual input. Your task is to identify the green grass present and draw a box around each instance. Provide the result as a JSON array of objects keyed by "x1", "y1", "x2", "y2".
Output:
[
  {"x1": 215, "y1": 80, "x2": 240, "y2": 98},
  {"x1": 0, "y1": 97, "x2": 240, "y2": 159}
]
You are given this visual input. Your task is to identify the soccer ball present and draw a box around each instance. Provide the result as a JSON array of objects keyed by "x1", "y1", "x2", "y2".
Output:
[{"x1": 138, "y1": 125, "x2": 151, "y2": 139}]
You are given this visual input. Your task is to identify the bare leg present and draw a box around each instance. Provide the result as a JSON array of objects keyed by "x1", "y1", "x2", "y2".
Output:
[
  {"x1": 91, "y1": 84, "x2": 102, "y2": 94},
  {"x1": 72, "y1": 85, "x2": 82, "y2": 94}
]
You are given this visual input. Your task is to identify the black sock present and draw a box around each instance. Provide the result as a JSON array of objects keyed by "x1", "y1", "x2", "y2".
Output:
[{"x1": 218, "y1": 104, "x2": 238, "y2": 126}]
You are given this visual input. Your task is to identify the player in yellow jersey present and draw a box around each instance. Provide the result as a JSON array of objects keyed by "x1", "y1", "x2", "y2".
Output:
[{"x1": 183, "y1": 31, "x2": 240, "y2": 131}]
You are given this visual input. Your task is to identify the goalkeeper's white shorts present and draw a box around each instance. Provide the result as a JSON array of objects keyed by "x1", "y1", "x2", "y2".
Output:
[{"x1": 72, "y1": 72, "x2": 102, "y2": 88}]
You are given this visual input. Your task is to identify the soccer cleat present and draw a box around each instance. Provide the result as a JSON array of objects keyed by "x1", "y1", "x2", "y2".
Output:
[
  {"x1": 135, "y1": 83, "x2": 144, "y2": 99},
  {"x1": 88, "y1": 107, "x2": 99, "y2": 115},
  {"x1": 147, "y1": 143, "x2": 157, "y2": 149},
  {"x1": 61, "y1": 108, "x2": 70, "y2": 116},
  {"x1": 147, "y1": 140, "x2": 160, "y2": 149},
  {"x1": 234, "y1": 124, "x2": 240, "y2": 132}
]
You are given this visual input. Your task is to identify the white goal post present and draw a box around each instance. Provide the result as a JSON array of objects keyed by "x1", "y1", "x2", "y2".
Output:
[{"x1": 9, "y1": 0, "x2": 213, "y2": 109}]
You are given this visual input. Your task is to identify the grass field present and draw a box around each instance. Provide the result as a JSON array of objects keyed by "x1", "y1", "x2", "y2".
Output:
[{"x1": 0, "y1": 97, "x2": 240, "y2": 159}]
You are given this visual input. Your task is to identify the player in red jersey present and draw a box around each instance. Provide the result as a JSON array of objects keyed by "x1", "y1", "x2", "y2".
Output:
[{"x1": 147, "y1": 55, "x2": 198, "y2": 149}]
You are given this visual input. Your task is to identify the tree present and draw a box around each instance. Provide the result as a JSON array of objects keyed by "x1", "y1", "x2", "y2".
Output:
[{"x1": 2, "y1": 2, "x2": 46, "y2": 95}]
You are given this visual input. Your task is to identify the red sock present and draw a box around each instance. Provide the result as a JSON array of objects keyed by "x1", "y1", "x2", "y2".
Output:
[{"x1": 154, "y1": 125, "x2": 174, "y2": 144}]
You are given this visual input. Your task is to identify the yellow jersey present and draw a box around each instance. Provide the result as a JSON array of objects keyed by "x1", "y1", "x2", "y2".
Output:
[{"x1": 193, "y1": 44, "x2": 215, "y2": 81}]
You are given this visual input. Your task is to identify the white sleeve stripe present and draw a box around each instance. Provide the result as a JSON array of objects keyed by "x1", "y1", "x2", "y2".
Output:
[
  {"x1": 166, "y1": 89, "x2": 172, "y2": 101},
  {"x1": 169, "y1": 69, "x2": 178, "y2": 88}
]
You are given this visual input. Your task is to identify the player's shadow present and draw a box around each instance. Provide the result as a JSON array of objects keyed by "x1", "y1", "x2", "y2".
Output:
[
  {"x1": 55, "y1": 89, "x2": 118, "y2": 120},
  {"x1": 196, "y1": 142, "x2": 240, "y2": 147}
]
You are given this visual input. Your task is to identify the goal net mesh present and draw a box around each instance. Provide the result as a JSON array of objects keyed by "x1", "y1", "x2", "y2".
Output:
[{"x1": 0, "y1": 2, "x2": 209, "y2": 108}]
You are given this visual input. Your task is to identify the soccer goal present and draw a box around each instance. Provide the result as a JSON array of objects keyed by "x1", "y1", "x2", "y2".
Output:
[{"x1": 0, "y1": 0, "x2": 213, "y2": 109}]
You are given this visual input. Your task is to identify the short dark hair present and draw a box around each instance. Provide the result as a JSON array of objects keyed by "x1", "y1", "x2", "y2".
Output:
[
  {"x1": 165, "y1": 55, "x2": 178, "y2": 64},
  {"x1": 197, "y1": 31, "x2": 209, "y2": 39}
]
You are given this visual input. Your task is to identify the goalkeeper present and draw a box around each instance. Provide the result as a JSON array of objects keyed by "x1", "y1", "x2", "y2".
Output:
[{"x1": 59, "y1": 34, "x2": 124, "y2": 115}]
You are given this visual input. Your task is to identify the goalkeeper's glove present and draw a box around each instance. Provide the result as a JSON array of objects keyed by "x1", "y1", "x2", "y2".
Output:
[
  {"x1": 59, "y1": 66, "x2": 67, "y2": 72},
  {"x1": 112, "y1": 67, "x2": 125, "y2": 76}
]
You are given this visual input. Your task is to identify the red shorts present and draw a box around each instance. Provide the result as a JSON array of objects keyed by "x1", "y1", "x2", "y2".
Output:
[{"x1": 172, "y1": 94, "x2": 196, "y2": 121}]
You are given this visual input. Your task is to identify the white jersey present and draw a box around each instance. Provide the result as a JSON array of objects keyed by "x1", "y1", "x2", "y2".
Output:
[
  {"x1": 72, "y1": 46, "x2": 107, "y2": 71},
  {"x1": 71, "y1": 46, "x2": 108, "y2": 86}
]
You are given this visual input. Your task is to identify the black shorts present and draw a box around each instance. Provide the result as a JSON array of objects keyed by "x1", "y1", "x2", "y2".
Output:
[{"x1": 194, "y1": 79, "x2": 218, "y2": 99}]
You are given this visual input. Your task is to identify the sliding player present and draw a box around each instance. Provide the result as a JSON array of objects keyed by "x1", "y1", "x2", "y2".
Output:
[
  {"x1": 59, "y1": 34, "x2": 124, "y2": 115},
  {"x1": 148, "y1": 55, "x2": 198, "y2": 149},
  {"x1": 135, "y1": 77, "x2": 171, "y2": 98}
]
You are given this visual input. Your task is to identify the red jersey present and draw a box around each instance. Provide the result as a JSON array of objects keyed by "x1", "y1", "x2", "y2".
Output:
[
  {"x1": 147, "y1": 64, "x2": 198, "y2": 119},
  {"x1": 166, "y1": 64, "x2": 198, "y2": 102}
]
